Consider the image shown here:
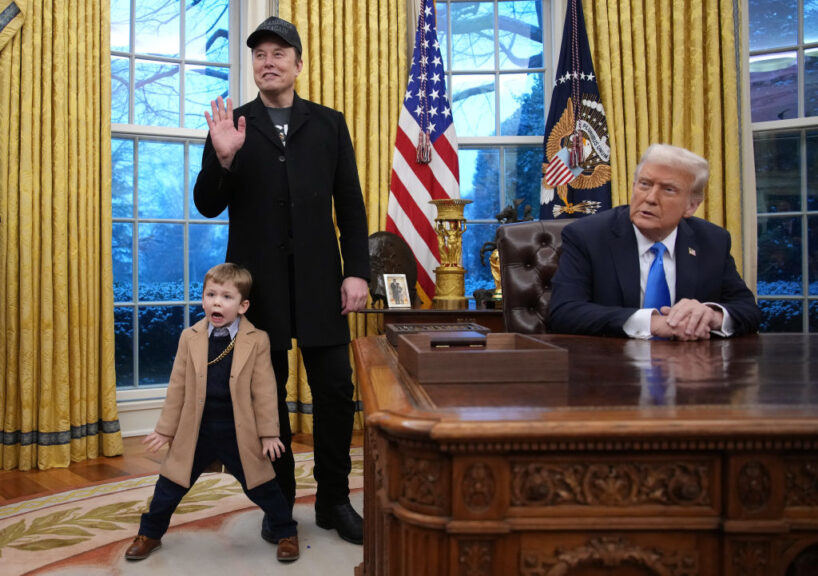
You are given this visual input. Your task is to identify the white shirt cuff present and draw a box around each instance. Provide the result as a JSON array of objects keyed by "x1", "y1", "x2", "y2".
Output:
[
  {"x1": 623, "y1": 308, "x2": 657, "y2": 339},
  {"x1": 705, "y1": 302, "x2": 734, "y2": 337}
]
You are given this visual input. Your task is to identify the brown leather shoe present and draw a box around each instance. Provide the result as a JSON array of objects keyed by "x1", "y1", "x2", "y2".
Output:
[
  {"x1": 124, "y1": 534, "x2": 162, "y2": 561},
  {"x1": 277, "y1": 535, "x2": 300, "y2": 562}
]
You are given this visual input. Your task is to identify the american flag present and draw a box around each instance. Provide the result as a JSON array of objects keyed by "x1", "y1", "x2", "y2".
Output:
[{"x1": 386, "y1": 0, "x2": 459, "y2": 302}]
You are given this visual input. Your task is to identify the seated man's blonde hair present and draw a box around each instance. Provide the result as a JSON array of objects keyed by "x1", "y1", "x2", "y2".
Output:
[{"x1": 203, "y1": 263, "x2": 253, "y2": 300}]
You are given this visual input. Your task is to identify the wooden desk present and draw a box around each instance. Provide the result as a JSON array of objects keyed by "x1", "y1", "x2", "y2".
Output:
[{"x1": 353, "y1": 334, "x2": 818, "y2": 576}]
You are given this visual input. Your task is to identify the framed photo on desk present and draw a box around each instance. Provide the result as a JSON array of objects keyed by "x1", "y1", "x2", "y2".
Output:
[{"x1": 383, "y1": 274, "x2": 411, "y2": 308}]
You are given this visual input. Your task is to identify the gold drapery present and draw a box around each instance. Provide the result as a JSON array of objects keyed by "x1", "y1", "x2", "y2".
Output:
[
  {"x1": 0, "y1": 0, "x2": 122, "y2": 470},
  {"x1": 584, "y1": 0, "x2": 745, "y2": 272},
  {"x1": 275, "y1": 0, "x2": 408, "y2": 432}
]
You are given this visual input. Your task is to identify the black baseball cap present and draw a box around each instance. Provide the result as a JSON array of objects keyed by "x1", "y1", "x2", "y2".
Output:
[{"x1": 246, "y1": 16, "x2": 302, "y2": 56}]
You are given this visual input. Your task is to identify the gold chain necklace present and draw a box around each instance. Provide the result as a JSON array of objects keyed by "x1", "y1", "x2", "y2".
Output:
[{"x1": 208, "y1": 335, "x2": 237, "y2": 366}]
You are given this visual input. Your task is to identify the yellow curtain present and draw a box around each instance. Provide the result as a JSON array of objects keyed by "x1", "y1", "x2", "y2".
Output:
[
  {"x1": 274, "y1": 0, "x2": 408, "y2": 432},
  {"x1": 0, "y1": 0, "x2": 122, "y2": 470},
  {"x1": 584, "y1": 0, "x2": 745, "y2": 273}
]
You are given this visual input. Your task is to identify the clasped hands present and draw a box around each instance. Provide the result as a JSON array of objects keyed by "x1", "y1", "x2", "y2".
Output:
[{"x1": 650, "y1": 298, "x2": 724, "y2": 341}]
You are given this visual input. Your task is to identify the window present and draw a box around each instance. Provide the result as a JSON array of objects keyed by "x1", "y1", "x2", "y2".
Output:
[
  {"x1": 436, "y1": 0, "x2": 551, "y2": 296},
  {"x1": 111, "y1": 0, "x2": 236, "y2": 389},
  {"x1": 749, "y1": 0, "x2": 818, "y2": 332}
]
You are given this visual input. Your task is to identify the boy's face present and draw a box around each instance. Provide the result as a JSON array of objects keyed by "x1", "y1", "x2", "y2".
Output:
[{"x1": 202, "y1": 280, "x2": 249, "y2": 328}]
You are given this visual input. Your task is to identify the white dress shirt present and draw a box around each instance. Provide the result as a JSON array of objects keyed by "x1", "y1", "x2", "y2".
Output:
[{"x1": 207, "y1": 316, "x2": 241, "y2": 339}]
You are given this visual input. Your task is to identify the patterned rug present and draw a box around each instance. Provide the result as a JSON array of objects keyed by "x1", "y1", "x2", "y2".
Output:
[{"x1": 0, "y1": 448, "x2": 363, "y2": 576}]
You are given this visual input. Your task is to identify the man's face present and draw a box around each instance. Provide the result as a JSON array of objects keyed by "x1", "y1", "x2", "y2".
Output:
[
  {"x1": 629, "y1": 161, "x2": 702, "y2": 242},
  {"x1": 252, "y1": 38, "x2": 302, "y2": 98},
  {"x1": 202, "y1": 280, "x2": 249, "y2": 328}
]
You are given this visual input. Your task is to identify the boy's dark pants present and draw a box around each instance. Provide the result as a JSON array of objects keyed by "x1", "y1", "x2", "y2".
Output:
[{"x1": 139, "y1": 420, "x2": 296, "y2": 540}]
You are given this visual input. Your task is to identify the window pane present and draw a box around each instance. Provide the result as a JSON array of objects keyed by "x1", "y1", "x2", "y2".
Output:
[
  {"x1": 451, "y1": 1, "x2": 495, "y2": 71},
  {"x1": 190, "y1": 305, "x2": 206, "y2": 325},
  {"x1": 460, "y1": 148, "x2": 500, "y2": 219},
  {"x1": 185, "y1": 0, "x2": 229, "y2": 62},
  {"x1": 436, "y1": 1, "x2": 450, "y2": 68},
  {"x1": 748, "y1": 0, "x2": 797, "y2": 51},
  {"x1": 462, "y1": 222, "x2": 499, "y2": 297},
  {"x1": 750, "y1": 52, "x2": 797, "y2": 122},
  {"x1": 114, "y1": 306, "x2": 134, "y2": 387},
  {"x1": 810, "y1": 215, "x2": 818, "y2": 295},
  {"x1": 757, "y1": 216, "x2": 802, "y2": 295},
  {"x1": 806, "y1": 0, "x2": 818, "y2": 44},
  {"x1": 111, "y1": 56, "x2": 130, "y2": 123},
  {"x1": 110, "y1": 0, "x2": 131, "y2": 52},
  {"x1": 184, "y1": 65, "x2": 229, "y2": 130},
  {"x1": 189, "y1": 223, "x2": 228, "y2": 298},
  {"x1": 112, "y1": 222, "x2": 133, "y2": 302},
  {"x1": 806, "y1": 48, "x2": 818, "y2": 117},
  {"x1": 137, "y1": 140, "x2": 184, "y2": 219},
  {"x1": 188, "y1": 143, "x2": 226, "y2": 220},
  {"x1": 497, "y1": 1, "x2": 543, "y2": 70},
  {"x1": 138, "y1": 305, "x2": 184, "y2": 385},
  {"x1": 759, "y1": 299, "x2": 802, "y2": 332},
  {"x1": 451, "y1": 74, "x2": 496, "y2": 136},
  {"x1": 138, "y1": 223, "x2": 184, "y2": 301},
  {"x1": 135, "y1": 0, "x2": 180, "y2": 57},
  {"x1": 754, "y1": 132, "x2": 801, "y2": 213},
  {"x1": 112, "y1": 138, "x2": 134, "y2": 218},
  {"x1": 504, "y1": 145, "x2": 542, "y2": 218},
  {"x1": 808, "y1": 131, "x2": 818, "y2": 211},
  {"x1": 810, "y1": 300, "x2": 818, "y2": 332},
  {"x1": 134, "y1": 59, "x2": 180, "y2": 127},
  {"x1": 499, "y1": 72, "x2": 544, "y2": 136}
]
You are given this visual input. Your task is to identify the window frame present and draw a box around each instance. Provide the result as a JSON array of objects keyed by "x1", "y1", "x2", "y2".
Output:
[
  {"x1": 112, "y1": 0, "x2": 243, "y2": 402},
  {"x1": 434, "y1": 0, "x2": 558, "y2": 296},
  {"x1": 744, "y1": 0, "x2": 818, "y2": 333}
]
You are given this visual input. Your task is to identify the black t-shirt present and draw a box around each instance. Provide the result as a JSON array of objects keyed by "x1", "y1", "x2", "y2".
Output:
[{"x1": 266, "y1": 106, "x2": 292, "y2": 146}]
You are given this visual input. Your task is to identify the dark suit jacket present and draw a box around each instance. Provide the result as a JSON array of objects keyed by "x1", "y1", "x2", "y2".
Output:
[
  {"x1": 548, "y1": 206, "x2": 761, "y2": 337},
  {"x1": 193, "y1": 94, "x2": 369, "y2": 350}
]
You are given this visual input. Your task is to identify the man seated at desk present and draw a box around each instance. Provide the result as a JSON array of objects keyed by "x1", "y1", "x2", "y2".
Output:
[{"x1": 548, "y1": 143, "x2": 761, "y2": 340}]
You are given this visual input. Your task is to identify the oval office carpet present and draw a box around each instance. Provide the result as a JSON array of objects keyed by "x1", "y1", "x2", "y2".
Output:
[{"x1": 0, "y1": 449, "x2": 363, "y2": 576}]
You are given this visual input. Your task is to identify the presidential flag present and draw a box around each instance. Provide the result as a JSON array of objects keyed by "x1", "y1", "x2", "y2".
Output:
[
  {"x1": 386, "y1": 0, "x2": 459, "y2": 302},
  {"x1": 540, "y1": 0, "x2": 611, "y2": 219}
]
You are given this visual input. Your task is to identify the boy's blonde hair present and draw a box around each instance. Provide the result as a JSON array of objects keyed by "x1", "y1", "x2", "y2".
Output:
[{"x1": 203, "y1": 263, "x2": 253, "y2": 300}]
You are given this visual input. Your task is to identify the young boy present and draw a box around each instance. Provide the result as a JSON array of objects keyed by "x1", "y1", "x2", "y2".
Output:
[{"x1": 124, "y1": 263, "x2": 299, "y2": 563}]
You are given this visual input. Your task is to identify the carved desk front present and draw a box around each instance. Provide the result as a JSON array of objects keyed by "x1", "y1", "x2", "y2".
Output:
[{"x1": 353, "y1": 334, "x2": 818, "y2": 576}]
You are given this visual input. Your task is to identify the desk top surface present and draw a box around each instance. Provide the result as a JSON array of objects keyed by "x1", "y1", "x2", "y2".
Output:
[{"x1": 353, "y1": 334, "x2": 818, "y2": 439}]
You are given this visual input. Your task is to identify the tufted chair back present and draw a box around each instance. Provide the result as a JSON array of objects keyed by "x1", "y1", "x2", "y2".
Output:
[{"x1": 497, "y1": 219, "x2": 573, "y2": 333}]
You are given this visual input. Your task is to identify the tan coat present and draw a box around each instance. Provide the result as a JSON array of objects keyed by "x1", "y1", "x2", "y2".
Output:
[{"x1": 155, "y1": 317, "x2": 279, "y2": 490}]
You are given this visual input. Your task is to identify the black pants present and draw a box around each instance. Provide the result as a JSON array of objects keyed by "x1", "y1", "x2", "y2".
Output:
[
  {"x1": 270, "y1": 343, "x2": 355, "y2": 509},
  {"x1": 139, "y1": 420, "x2": 296, "y2": 540}
]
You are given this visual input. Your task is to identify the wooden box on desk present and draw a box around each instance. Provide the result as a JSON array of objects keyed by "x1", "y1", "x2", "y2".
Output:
[{"x1": 397, "y1": 332, "x2": 567, "y2": 383}]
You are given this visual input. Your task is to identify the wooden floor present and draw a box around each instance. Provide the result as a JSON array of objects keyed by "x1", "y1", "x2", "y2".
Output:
[{"x1": 0, "y1": 432, "x2": 361, "y2": 507}]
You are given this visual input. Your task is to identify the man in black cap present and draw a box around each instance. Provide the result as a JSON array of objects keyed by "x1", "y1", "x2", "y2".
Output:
[{"x1": 193, "y1": 16, "x2": 369, "y2": 546}]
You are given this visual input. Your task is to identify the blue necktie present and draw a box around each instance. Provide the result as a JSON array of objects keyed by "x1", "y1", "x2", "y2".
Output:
[{"x1": 644, "y1": 242, "x2": 671, "y2": 312}]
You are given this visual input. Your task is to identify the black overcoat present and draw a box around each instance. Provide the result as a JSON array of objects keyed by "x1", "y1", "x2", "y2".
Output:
[{"x1": 193, "y1": 94, "x2": 369, "y2": 350}]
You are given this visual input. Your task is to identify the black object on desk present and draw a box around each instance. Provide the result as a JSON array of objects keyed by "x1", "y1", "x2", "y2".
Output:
[{"x1": 385, "y1": 322, "x2": 490, "y2": 347}]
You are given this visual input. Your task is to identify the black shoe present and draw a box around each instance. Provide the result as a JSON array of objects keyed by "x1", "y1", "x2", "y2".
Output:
[{"x1": 315, "y1": 502, "x2": 363, "y2": 545}]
